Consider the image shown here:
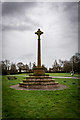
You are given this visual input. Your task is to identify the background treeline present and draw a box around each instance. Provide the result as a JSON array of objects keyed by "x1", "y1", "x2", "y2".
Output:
[{"x1": 0, "y1": 53, "x2": 80, "y2": 75}]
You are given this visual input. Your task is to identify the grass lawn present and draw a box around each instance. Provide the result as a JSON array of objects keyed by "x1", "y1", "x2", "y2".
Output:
[
  {"x1": 12, "y1": 72, "x2": 80, "y2": 77},
  {"x1": 46, "y1": 73, "x2": 79, "y2": 77},
  {"x1": 2, "y1": 74, "x2": 80, "y2": 119}
]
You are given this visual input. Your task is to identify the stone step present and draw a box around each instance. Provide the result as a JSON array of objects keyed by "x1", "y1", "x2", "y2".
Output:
[
  {"x1": 29, "y1": 74, "x2": 49, "y2": 76},
  {"x1": 19, "y1": 82, "x2": 56, "y2": 85},
  {"x1": 26, "y1": 76, "x2": 52, "y2": 79},
  {"x1": 23, "y1": 79, "x2": 55, "y2": 82},
  {"x1": 22, "y1": 82, "x2": 55, "y2": 85},
  {"x1": 19, "y1": 83, "x2": 59, "y2": 89},
  {"x1": 54, "y1": 82, "x2": 59, "y2": 85}
]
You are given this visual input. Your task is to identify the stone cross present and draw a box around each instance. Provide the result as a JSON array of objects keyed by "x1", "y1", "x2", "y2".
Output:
[
  {"x1": 35, "y1": 29, "x2": 43, "y2": 68},
  {"x1": 35, "y1": 28, "x2": 43, "y2": 40}
]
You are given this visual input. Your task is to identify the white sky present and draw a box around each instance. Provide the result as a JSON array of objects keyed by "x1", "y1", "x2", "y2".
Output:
[{"x1": 1, "y1": 2, "x2": 78, "y2": 68}]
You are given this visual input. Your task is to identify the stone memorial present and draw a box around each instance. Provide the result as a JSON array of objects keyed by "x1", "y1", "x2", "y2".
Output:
[{"x1": 19, "y1": 29, "x2": 59, "y2": 89}]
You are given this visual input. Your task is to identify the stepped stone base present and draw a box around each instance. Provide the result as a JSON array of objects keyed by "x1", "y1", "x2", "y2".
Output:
[{"x1": 19, "y1": 73, "x2": 59, "y2": 89}]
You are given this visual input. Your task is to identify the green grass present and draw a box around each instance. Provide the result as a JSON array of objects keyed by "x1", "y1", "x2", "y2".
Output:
[
  {"x1": 9, "y1": 72, "x2": 80, "y2": 77},
  {"x1": 2, "y1": 74, "x2": 80, "y2": 119},
  {"x1": 46, "y1": 73, "x2": 79, "y2": 77},
  {"x1": 9, "y1": 73, "x2": 29, "y2": 76}
]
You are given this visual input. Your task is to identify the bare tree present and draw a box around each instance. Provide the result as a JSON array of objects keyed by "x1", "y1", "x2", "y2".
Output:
[
  {"x1": 52, "y1": 60, "x2": 60, "y2": 72},
  {"x1": 0, "y1": 60, "x2": 10, "y2": 75},
  {"x1": 63, "y1": 60, "x2": 72, "y2": 73},
  {"x1": 32, "y1": 62, "x2": 36, "y2": 69},
  {"x1": 70, "y1": 53, "x2": 80, "y2": 74},
  {"x1": 10, "y1": 63, "x2": 17, "y2": 74},
  {"x1": 17, "y1": 62, "x2": 24, "y2": 73},
  {"x1": 42, "y1": 64, "x2": 47, "y2": 72},
  {"x1": 29, "y1": 62, "x2": 31, "y2": 69}
]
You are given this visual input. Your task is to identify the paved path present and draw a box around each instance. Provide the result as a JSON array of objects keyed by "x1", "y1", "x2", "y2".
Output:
[
  {"x1": 51, "y1": 76, "x2": 80, "y2": 79},
  {"x1": 10, "y1": 84, "x2": 68, "y2": 91}
]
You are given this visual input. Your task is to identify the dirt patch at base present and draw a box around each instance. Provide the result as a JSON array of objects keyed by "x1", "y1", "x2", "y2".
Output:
[{"x1": 10, "y1": 84, "x2": 68, "y2": 91}]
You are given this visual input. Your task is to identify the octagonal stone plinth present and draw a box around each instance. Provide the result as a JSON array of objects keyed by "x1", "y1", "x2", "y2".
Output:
[{"x1": 33, "y1": 67, "x2": 45, "y2": 75}]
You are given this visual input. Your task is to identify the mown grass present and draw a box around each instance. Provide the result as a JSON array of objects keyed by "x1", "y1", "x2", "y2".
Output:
[
  {"x1": 46, "y1": 73, "x2": 79, "y2": 77},
  {"x1": 2, "y1": 75, "x2": 80, "y2": 119},
  {"x1": 12, "y1": 72, "x2": 79, "y2": 77}
]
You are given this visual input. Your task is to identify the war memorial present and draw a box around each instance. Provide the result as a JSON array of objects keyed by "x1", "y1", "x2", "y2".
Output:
[{"x1": 19, "y1": 29, "x2": 59, "y2": 89}]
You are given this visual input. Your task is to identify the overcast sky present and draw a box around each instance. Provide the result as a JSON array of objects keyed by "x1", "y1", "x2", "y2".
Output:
[{"x1": 1, "y1": 2, "x2": 78, "y2": 68}]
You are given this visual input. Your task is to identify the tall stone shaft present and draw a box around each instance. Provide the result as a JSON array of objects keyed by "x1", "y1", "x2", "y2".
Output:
[
  {"x1": 35, "y1": 29, "x2": 43, "y2": 68},
  {"x1": 38, "y1": 38, "x2": 41, "y2": 67}
]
